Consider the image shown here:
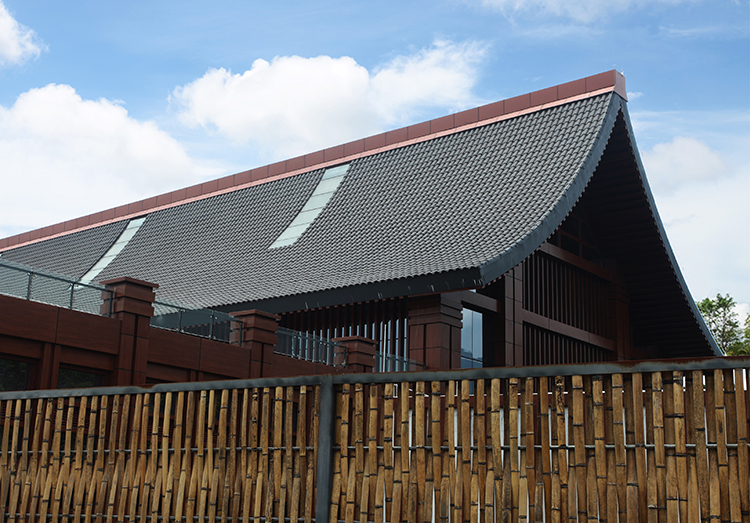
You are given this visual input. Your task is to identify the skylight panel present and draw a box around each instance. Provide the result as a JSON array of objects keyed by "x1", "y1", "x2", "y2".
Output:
[
  {"x1": 270, "y1": 163, "x2": 349, "y2": 249},
  {"x1": 79, "y1": 216, "x2": 146, "y2": 284}
]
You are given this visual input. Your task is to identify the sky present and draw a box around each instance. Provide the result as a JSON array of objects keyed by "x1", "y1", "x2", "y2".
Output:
[{"x1": 0, "y1": 0, "x2": 748, "y2": 315}]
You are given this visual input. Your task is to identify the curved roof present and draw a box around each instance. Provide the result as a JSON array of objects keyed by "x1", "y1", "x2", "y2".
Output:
[{"x1": 0, "y1": 72, "x2": 719, "y2": 356}]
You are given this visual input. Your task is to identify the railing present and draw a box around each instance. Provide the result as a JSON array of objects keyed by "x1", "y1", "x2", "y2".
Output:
[
  {"x1": 0, "y1": 260, "x2": 239, "y2": 343},
  {"x1": 0, "y1": 356, "x2": 747, "y2": 522},
  {"x1": 275, "y1": 326, "x2": 346, "y2": 365},
  {"x1": 375, "y1": 351, "x2": 425, "y2": 372},
  {"x1": 0, "y1": 259, "x2": 113, "y2": 316},
  {"x1": 150, "y1": 300, "x2": 241, "y2": 344}
]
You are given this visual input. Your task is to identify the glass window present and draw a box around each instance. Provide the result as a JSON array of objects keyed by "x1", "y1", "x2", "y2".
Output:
[
  {"x1": 270, "y1": 164, "x2": 349, "y2": 249},
  {"x1": 461, "y1": 309, "x2": 483, "y2": 368},
  {"x1": 57, "y1": 368, "x2": 105, "y2": 389},
  {"x1": 0, "y1": 358, "x2": 31, "y2": 391},
  {"x1": 79, "y1": 216, "x2": 146, "y2": 284}
]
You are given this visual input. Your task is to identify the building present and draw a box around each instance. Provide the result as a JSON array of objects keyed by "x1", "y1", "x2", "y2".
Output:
[{"x1": 0, "y1": 70, "x2": 720, "y2": 387}]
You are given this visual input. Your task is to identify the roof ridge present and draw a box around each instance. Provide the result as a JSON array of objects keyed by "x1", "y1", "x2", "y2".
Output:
[{"x1": 0, "y1": 70, "x2": 626, "y2": 252}]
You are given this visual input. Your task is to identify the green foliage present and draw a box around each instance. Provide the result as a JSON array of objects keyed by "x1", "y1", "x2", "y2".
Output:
[{"x1": 697, "y1": 293, "x2": 750, "y2": 355}]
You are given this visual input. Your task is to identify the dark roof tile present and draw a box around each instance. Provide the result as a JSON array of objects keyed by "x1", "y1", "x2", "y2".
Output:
[
  {"x1": 3, "y1": 94, "x2": 613, "y2": 310},
  {"x1": 1, "y1": 220, "x2": 127, "y2": 280}
]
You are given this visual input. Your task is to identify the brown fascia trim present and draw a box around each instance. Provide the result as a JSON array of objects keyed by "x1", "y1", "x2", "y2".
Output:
[{"x1": 0, "y1": 70, "x2": 626, "y2": 252}]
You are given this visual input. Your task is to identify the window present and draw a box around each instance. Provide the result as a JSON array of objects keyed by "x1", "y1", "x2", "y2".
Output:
[
  {"x1": 57, "y1": 367, "x2": 105, "y2": 389},
  {"x1": 0, "y1": 358, "x2": 31, "y2": 391},
  {"x1": 79, "y1": 216, "x2": 147, "y2": 284},
  {"x1": 270, "y1": 164, "x2": 349, "y2": 248},
  {"x1": 461, "y1": 309, "x2": 483, "y2": 368}
]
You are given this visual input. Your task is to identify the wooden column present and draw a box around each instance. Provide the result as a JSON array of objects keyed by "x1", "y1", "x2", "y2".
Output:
[
  {"x1": 503, "y1": 266, "x2": 525, "y2": 367},
  {"x1": 604, "y1": 262, "x2": 634, "y2": 361},
  {"x1": 37, "y1": 342, "x2": 61, "y2": 389},
  {"x1": 230, "y1": 309, "x2": 279, "y2": 378},
  {"x1": 407, "y1": 294, "x2": 462, "y2": 369},
  {"x1": 333, "y1": 336, "x2": 377, "y2": 373},
  {"x1": 101, "y1": 277, "x2": 158, "y2": 386}
]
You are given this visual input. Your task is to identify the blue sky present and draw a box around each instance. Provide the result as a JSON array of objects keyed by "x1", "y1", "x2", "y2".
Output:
[{"x1": 0, "y1": 0, "x2": 748, "y2": 311}]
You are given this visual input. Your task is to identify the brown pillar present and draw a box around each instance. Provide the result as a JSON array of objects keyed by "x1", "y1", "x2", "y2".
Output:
[
  {"x1": 101, "y1": 277, "x2": 158, "y2": 386},
  {"x1": 37, "y1": 342, "x2": 61, "y2": 389},
  {"x1": 501, "y1": 266, "x2": 525, "y2": 367},
  {"x1": 333, "y1": 336, "x2": 377, "y2": 373},
  {"x1": 230, "y1": 310, "x2": 279, "y2": 378},
  {"x1": 606, "y1": 272, "x2": 634, "y2": 360},
  {"x1": 407, "y1": 294, "x2": 462, "y2": 370}
]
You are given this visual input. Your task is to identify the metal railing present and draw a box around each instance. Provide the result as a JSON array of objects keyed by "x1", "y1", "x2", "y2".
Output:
[
  {"x1": 375, "y1": 351, "x2": 425, "y2": 372},
  {"x1": 150, "y1": 301, "x2": 241, "y2": 344},
  {"x1": 275, "y1": 327, "x2": 347, "y2": 366},
  {"x1": 0, "y1": 259, "x2": 240, "y2": 344},
  {"x1": 0, "y1": 259, "x2": 113, "y2": 316}
]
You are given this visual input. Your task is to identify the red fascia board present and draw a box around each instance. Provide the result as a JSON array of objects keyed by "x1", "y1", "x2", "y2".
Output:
[
  {"x1": 235, "y1": 169, "x2": 253, "y2": 185},
  {"x1": 304, "y1": 150, "x2": 325, "y2": 167},
  {"x1": 286, "y1": 155, "x2": 306, "y2": 172},
  {"x1": 0, "y1": 70, "x2": 626, "y2": 251}
]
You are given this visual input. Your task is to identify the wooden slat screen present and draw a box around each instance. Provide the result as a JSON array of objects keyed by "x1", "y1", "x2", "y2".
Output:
[
  {"x1": 523, "y1": 324, "x2": 615, "y2": 366},
  {"x1": 522, "y1": 253, "x2": 608, "y2": 337},
  {"x1": 0, "y1": 363, "x2": 748, "y2": 521},
  {"x1": 280, "y1": 298, "x2": 409, "y2": 365}
]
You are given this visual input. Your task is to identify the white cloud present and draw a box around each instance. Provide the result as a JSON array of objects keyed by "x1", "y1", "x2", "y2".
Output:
[
  {"x1": 735, "y1": 302, "x2": 750, "y2": 323},
  {"x1": 172, "y1": 40, "x2": 487, "y2": 159},
  {"x1": 478, "y1": 0, "x2": 695, "y2": 23},
  {"x1": 640, "y1": 136, "x2": 750, "y2": 305},
  {"x1": 641, "y1": 136, "x2": 727, "y2": 193},
  {"x1": 0, "y1": 84, "x2": 221, "y2": 238},
  {"x1": 0, "y1": 1, "x2": 44, "y2": 66},
  {"x1": 659, "y1": 25, "x2": 748, "y2": 39}
]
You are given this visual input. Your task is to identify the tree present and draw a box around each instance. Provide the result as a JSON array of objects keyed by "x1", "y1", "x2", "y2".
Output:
[{"x1": 697, "y1": 293, "x2": 750, "y2": 355}]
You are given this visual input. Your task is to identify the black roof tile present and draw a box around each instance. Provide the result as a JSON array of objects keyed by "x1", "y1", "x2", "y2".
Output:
[
  {"x1": 0, "y1": 93, "x2": 616, "y2": 311},
  {"x1": 0, "y1": 221, "x2": 127, "y2": 280}
]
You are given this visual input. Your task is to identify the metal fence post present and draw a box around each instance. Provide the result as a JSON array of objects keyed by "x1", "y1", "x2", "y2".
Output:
[{"x1": 315, "y1": 375, "x2": 336, "y2": 523}]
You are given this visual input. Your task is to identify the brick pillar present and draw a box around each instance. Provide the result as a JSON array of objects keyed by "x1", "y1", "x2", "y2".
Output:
[
  {"x1": 230, "y1": 310, "x2": 279, "y2": 378},
  {"x1": 333, "y1": 336, "x2": 377, "y2": 373},
  {"x1": 407, "y1": 294, "x2": 463, "y2": 370},
  {"x1": 101, "y1": 277, "x2": 158, "y2": 386}
]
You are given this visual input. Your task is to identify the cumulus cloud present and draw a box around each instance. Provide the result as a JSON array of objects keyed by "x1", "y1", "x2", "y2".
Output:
[
  {"x1": 641, "y1": 136, "x2": 727, "y2": 193},
  {"x1": 0, "y1": 1, "x2": 44, "y2": 66},
  {"x1": 172, "y1": 40, "x2": 486, "y2": 159},
  {"x1": 478, "y1": 0, "x2": 695, "y2": 23},
  {"x1": 0, "y1": 84, "x2": 221, "y2": 238},
  {"x1": 640, "y1": 136, "x2": 749, "y2": 305}
]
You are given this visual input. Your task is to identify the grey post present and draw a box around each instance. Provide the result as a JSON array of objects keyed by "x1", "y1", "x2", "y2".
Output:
[{"x1": 315, "y1": 375, "x2": 335, "y2": 523}]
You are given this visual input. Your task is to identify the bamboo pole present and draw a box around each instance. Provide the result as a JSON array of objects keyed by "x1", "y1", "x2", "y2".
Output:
[
  {"x1": 572, "y1": 375, "x2": 586, "y2": 520},
  {"x1": 415, "y1": 381, "x2": 426, "y2": 523},
  {"x1": 592, "y1": 374, "x2": 608, "y2": 518},
  {"x1": 733, "y1": 368, "x2": 749, "y2": 523}
]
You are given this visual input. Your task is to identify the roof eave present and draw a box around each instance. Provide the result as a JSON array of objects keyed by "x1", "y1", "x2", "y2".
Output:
[
  {"x1": 478, "y1": 92, "x2": 624, "y2": 285},
  {"x1": 616, "y1": 102, "x2": 723, "y2": 357},
  {"x1": 477, "y1": 93, "x2": 720, "y2": 357},
  {"x1": 216, "y1": 267, "x2": 484, "y2": 314}
]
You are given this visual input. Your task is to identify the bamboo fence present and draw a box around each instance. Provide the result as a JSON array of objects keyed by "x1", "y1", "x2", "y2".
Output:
[{"x1": 0, "y1": 358, "x2": 748, "y2": 522}]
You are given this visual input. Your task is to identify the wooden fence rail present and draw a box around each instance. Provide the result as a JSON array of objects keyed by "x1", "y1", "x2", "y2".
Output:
[{"x1": 0, "y1": 357, "x2": 748, "y2": 522}]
